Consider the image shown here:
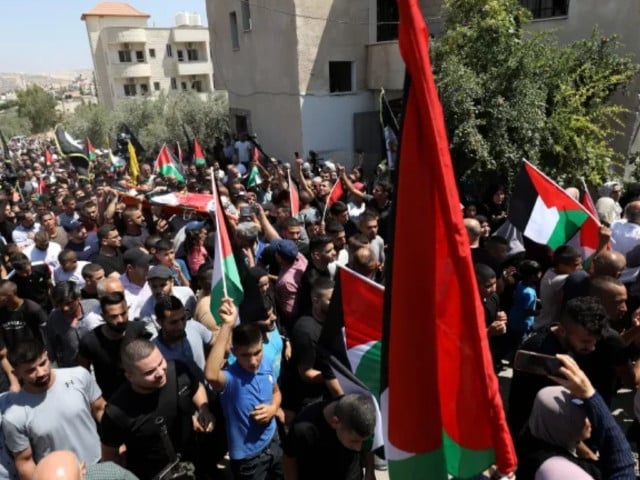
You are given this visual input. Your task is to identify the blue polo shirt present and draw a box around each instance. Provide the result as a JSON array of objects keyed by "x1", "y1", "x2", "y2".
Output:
[{"x1": 221, "y1": 357, "x2": 276, "y2": 460}]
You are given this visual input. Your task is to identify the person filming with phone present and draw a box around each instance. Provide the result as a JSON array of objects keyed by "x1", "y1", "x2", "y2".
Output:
[{"x1": 515, "y1": 355, "x2": 635, "y2": 480}]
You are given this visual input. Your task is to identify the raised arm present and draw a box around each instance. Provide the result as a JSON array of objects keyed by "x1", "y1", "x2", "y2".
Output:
[{"x1": 204, "y1": 298, "x2": 237, "y2": 390}]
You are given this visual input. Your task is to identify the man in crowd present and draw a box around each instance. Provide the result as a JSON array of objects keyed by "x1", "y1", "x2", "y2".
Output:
[
  {"x1": 9, "y1": 252, "x2": 52, "y2": 311},
  {"x1": 120, "y1": 247, "x2": 153, "y2": 320},
  {"x1": 80, "y1": 263, "x2": 105, "y2": 300},
  {"x1": 79, "y1": 291, "x2": 150, "y2": 400},
  {"x1": 23, "y1": 231, "x2": 61, "y2": 269},
  {"x1": 100, "y1": 339, "x2": 214, "y2": 479},
  {"x1": 92, "y1": 224, "x2": 124, "y2": 277},
  {"x1": 2, "y1": 339, "x2": 105, "y2": 479}
]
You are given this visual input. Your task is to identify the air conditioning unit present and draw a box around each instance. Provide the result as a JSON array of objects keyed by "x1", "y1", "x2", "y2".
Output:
[{"x1": 123, "y1": 43, "x2": 130, "y2": 50}]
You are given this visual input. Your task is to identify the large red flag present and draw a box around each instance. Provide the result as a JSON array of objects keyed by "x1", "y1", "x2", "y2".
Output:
[{"x1": 382, "y1": 1, "x2": 517, "y2": 478}]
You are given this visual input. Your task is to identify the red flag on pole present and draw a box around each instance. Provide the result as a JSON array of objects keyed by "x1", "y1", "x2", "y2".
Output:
[
  {"x1": 288, "y1": 169, "x2": 300, "y2": 217},
  {"x1": 44, "y1": 148, "x2": 53, "y2": 166},
  {"x1": 381, "y1": 0, "x2": 517, "y2": 478}
]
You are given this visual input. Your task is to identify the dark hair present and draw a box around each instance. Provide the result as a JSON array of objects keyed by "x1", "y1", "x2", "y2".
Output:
[
  {"x1": 312, "y1": 276, "x2": 334, "y2": 298},
  {"x1": 232, "y1": 322, "x2": 263, "y2": 348},
  {"x1": 97, "y1": 224, "x2": 118, "y2": 242},
  {"x1": 52, "y1": 281, "x2": 80, "y2": 306},
  {"x1": 121, "y1": 339, "x2": 157, "y2": 372},
  {"x1": 325, "y1": 220, "x2": 345, "y2": 234},
  {"x1": 474, "y1": 263, "x2": 496, "y2": 283},
  {"x1": 8, "y1": 339, "x2": 46, "y2": 368},
  {"x1": 82, "y1": 263, "x2": 104, "y2": 279},
  {"x1": 375, "y1": 181, "x2": 393, "y2": 196},
  {"x1": 553, "y1": 245, "x2": 581, "y2": 266},
  {"x1": 100, "y1": 291, "x2": 126, "y2": 312},
  {"x1": 309, "y1": 235, "x2": 332, "y2": 254},
  {"x1": 517, "y1": 259, "x2": 541, "y2": 279},
  {"x1": 9, "y1": 252, "x2": 30, "y2": 272},
  {"x1": 560, "y1": 296, "x2": 608, "y2": 336},
  {"x1": 58, "y1": 249, "x2": 77, "y2": 264},
  {"x1": 0, "y1": 279, "x2": 17, "y2": 295},
  {"x1": 334, "y1": 394, "x2": 377, "y2": 438},
  {"x1": 62, "y1": 195, "x2": 75, "y2": 205},
  {"x1": 282, "y1": 217, "x2": 302, "y2": 229},
  {"x1": 359, "y1": 210, "x2": 379, "y2": 224},
  {"x1": 145, "y1": 234, "x2": 162, "y2": 251},
  {"x1": 155, "y1": 239, "x2": 173, "y2": 253},
  {"x1": 154, "y1": 295, "x2": 185, "y2": 320},
  {"x1": 82, "y1": 199, "x2": 97, "y2": 210},
  {"x1": 348, "y1": 234, "x2": 370, "y2": 250},
  {"x1": 483, "y1": 236, "x2": 508, "y2": 248},
  {"x1": 329, "y1": 201, "x2": 348, "y2": 215}
]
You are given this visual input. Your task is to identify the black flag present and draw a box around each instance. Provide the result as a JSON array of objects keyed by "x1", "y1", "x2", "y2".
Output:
[{"x1": 54, "y1": 126, "x2": 90, "y2": 177}]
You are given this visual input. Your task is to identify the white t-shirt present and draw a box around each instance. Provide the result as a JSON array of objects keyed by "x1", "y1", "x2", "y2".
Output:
[
  {"x1": 23, "y1": 243, "x2": 62, "y2": 269},
  {"x1": 234, "y1": 140, "x2": 253, "y2": 164}
]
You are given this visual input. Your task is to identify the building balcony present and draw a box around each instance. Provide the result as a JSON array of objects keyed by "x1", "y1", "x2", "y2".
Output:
[
  {"x1": 176, "y1": 61, "x2": 212, "y2": 77},
  {"x1": 171, "y1": 28, "x2": 209, "y2": 44},
  {"x1": 366, "y1": 41, "x2": 404, "y2": 91},
  {"x1": 107, "y1": 28, "x2": 147, "y2": 44},
  {"x1": 109, "y1": 62, "x2": 151, "y2": 79}
]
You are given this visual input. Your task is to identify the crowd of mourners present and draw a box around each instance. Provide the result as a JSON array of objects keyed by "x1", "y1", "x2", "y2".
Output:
[
  {"x1": 0, "y1": 135, "x2": 394, "y2": 480},
  {"x1": 3, "y1": 131, "x2": 640, "y2": 480}
]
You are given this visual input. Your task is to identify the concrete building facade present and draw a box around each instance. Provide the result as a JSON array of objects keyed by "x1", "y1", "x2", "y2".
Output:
[
  {"x1": 82, "y1": 2, "x2": 214, "y2": 110},
  {"x1": 205, "y1": 0, "x2": 442, "y2": 168}
]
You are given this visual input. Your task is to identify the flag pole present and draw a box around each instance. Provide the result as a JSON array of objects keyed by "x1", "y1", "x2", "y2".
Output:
[
  {"x1": 210, "y1": 168, "x2": 229, "y2": 298},
  {"x1": 322, "y1": 180, "x2": 340, "y2": 222}
]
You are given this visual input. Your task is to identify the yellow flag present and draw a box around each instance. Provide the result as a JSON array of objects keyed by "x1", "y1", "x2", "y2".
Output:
[{"x1": 128, "y1": 141, "x2": 139, "y2": 184}]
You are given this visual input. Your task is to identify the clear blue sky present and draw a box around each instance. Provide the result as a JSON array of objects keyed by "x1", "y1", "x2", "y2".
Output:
[{"x1": 0, "y1": 1, "x2": 208, "y2": 73}]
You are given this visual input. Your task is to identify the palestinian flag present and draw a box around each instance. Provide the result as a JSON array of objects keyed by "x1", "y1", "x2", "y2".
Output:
[
  {"x1": 154, "y1": 144, "x2": 185, "y2": 182},
  {"x1": 193, "y1": 138, "x2": 206, "y2": 167},
  {"x1": 86, "y1": 138, "x2": 97, "y2": 161},
  {"x1": 322, "y1": 179, "x2": 345, "y2": 220},
  {"x1": 288, "y1": 169, "x2": 299, "y2": 217},
  {"x1": 147, "y1": 191, "x2": 213, "y2": 213},
  {"x1": 508, "y1": 161, "x2": 600, "y2": 251},
  {"x1": 380, "y1": 1, "x2": 517, "y2": 478},
  {"x1": 325, "y1": 267, "x2": 385, "y2": 450},
  {"x1": 53, "y1": 125, "x2": 90, "y2": 177},
  {"x1": 246, "y1": 166, "x2": 260, "y2": 188},
  {"x1": 209, "y1": 171, "x2": 244, "y2": 324}
]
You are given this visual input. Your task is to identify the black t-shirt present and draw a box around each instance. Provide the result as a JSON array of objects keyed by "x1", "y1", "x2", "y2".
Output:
[
  {"x1": 80, "y1": 288, "x2": 99, "y2": 300},
  {"x1": 283, "y1": 315, "x2": 333, "y2": 412},
  {"x1": 78, "y1": 322, "x2": 150, "y2": 400},
  {"x1": 282, "y1": 398, "x2": 363, "y2": 480},
  {"x1": 562, "y1": 270, "x2": 591, "y2": 304},
  {"x1": 0, "y1": 299, "x2": 48, "y2": 350},
  {"x1": 99, "y1": 361, "x2": 199, "y2": 479},
  {"x1": 12, "y1": 265, "x2": 51, "y2": 311},
  {"x1": 91, "y1": 250, "x2": 125, "y2": 276}
]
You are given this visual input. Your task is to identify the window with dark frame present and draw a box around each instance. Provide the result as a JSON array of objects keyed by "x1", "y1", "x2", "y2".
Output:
[
  {"x1": 171, "y1": 78, "x2": 177, "y2": 90},
  {"x1": 181, "y1": 81, "x2": 188, "y2": 91},
  {"x1": 329, "y1": 61, "x2": 354, "y2": 93},
  {"x1": 187, "y1": 49, "x2": 199, "y2": 61},
  {"x1": 123, "y1": 84, "x2": 137, "y2": 96},
  {"x1": 135, "y1": 50, "x2": 144, "y2": 63},
  {"x1": 153, "y1": 82, "x2": 160, "y2": 91},
  {"x1": 166, "y1": 44, "x2": 173, "y2": 57},
  {"x1": 377, "y1": 0, "x2": 399, "y2": 42},
  {"x1": 241, "y1": 0, "x2": 252, "y2": 31},
  {"x1": 118, "y1": 50, "x2": 132, "y2": 63},
  {"x1": 229, "y1": 12, "x2": 240, "y2": 50},
  {"x1": 192, "y1": 80, "x2": 203, "y2": 92},
  {"x1": 149, "y1": 48, "x2": 156, "y2": 58},
  {"x1": 519, "y1": 0, "x2": 569, "y2": 19},
  {"x1": 177, "y1": 50, "x2": 184, "y2": 62}
]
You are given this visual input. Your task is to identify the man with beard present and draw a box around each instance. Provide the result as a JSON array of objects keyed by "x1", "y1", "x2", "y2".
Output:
[
  {"x1": 507, "y1": 296, "x2": 614, "y2": 437},
  {"x1": 100, "y1": 339, "x2": 214, "y2": 479},
  {"x1": 283, "y1": 277, "x2": 343, "y2": 417},
  {"x1": 153, "y1": 295, "x2": 213, "y2": 379},
  {"x1": 2, "y1": 339, "x2": 105, "y2": 480},
  {"x1": 78, "y1": 292, "x2": 150, "y2": 400}
]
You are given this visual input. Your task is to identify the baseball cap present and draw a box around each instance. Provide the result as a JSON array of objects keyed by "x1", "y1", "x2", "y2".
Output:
[
  {"x1": 185, "y1": 220, "x2": 207, "y2": 232},
  {"x1": 147, "y1": 265, "x2": 174, "y2": 280},
  {"x1": 271, "y1": 239, "x2": 298, "y2": 261},
  {"x1": 66, "y1": 220, "x2": 85, "y2": 232},
  {"x1": 123, "y1": 248, "x2": 153, "y2": 268}
]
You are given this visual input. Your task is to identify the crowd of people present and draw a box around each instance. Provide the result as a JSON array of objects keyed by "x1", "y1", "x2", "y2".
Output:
[
  {"x1": 0, "y1": 136, "x2": 391, "y2": 480},
  {"x1": 2, "y1": 130, "x2": 640, "y2": 480}
]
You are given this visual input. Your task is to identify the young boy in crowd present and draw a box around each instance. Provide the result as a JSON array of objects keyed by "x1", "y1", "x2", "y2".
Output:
[
  {"x1": 475, "y1": 263, "x2": 508, "y2": 372},
  {"x1": 508, "y1": 259, "x2": 542, "y2": 354}
]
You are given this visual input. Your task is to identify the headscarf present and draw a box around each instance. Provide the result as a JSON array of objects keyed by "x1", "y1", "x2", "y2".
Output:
[
  {"x1": 528, "y1": 386, "x2": 587, "y2": 455},
  {"x1": 595, "y1": 197, "x2": 617, "y2": 225}
]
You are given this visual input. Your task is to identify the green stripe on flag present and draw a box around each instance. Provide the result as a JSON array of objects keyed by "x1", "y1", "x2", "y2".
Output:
[
  {"x1": 389, "y1": 431, "x2": 495, "y2": 479},
  {"x1": 352, "y1": 341, "x2": 381, "y2": 398},
  {"x1": 210, "y1": 255, "x2": 243, "y2": 324},
  {"x1": 548, "y1": 209, "x2": 588, "y2": 250}
]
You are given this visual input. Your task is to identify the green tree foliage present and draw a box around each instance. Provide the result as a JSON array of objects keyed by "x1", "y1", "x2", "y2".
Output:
[
  {"x1": 0, "y1": 110, "x2": 31, "y2": 138},
  {"x1": 15, "y1": 85, "x2": 58, "y2": 134},
  {"x1": 66, "y1": 91, "x2": 229, "y2": 161},
  {"x1": 432, "y1": 0, "x2": 637, "y2": 188}
]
